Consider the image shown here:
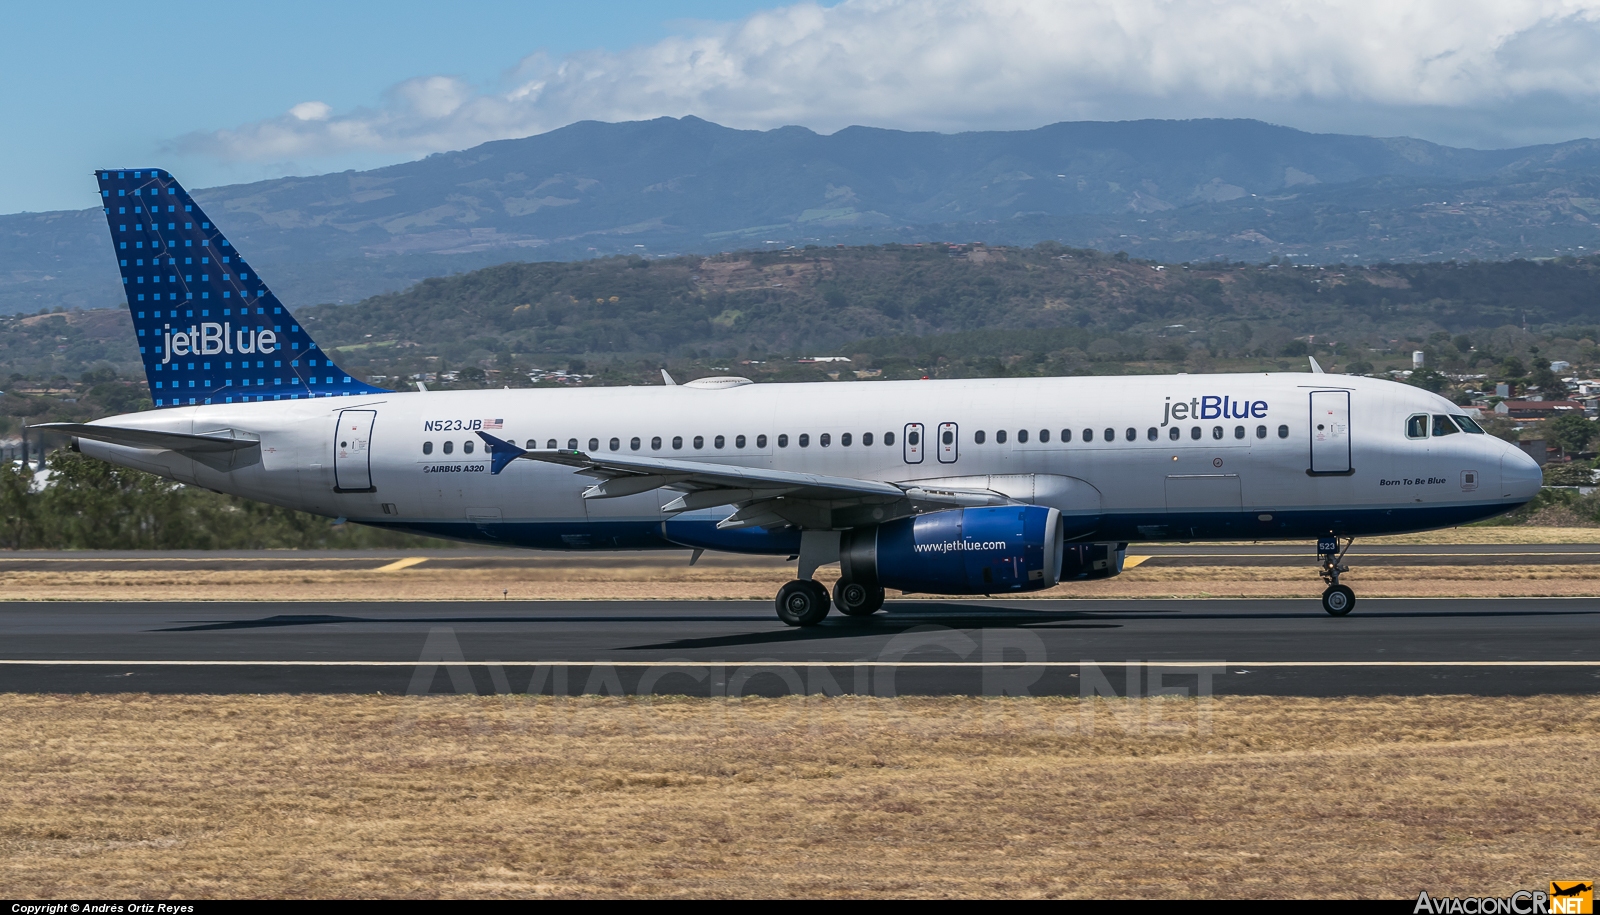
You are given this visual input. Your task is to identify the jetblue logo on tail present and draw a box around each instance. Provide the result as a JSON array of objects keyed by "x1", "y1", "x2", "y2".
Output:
[
  {"x1": 94, "y1": 168, "x2": 388, "y2": 407},
  {"x1": 162, "y1": 323, "x2": 276, "y2": 361}
]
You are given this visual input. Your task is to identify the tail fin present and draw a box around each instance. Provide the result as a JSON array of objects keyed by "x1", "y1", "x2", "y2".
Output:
[{"x1": 94, "y1": 168, "x2": 388, "y2": 408}]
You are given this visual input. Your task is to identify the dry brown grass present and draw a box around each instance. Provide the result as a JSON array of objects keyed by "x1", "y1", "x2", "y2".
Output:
[
  {"x1": 0, "y1": 694, "x2": 1595, "y2": 898},
  {"x1": 7, "y1": 561, "x2": 1600, "y2": 601}
]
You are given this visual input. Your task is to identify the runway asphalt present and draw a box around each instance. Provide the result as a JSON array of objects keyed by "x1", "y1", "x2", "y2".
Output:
[
  {"x1": 4, "y1": 543, "x2": 1600, "y2": 570},
  {"x1": 2, "y1": 597, "x2": 1597, "y2": 697}
]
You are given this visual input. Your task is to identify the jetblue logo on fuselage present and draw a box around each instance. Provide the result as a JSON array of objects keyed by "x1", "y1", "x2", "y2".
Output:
[
  {"x1": 1162, "y1": 395, "x2": 1268, "y2": 426},
  {"x1": 160, "y1": 322, "x2": 277, "y2": 363}
]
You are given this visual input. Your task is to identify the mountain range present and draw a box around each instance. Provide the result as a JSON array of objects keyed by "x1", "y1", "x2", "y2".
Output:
[{"x1": 6, "y1": 116, "x2": 1600, "y2": 315}]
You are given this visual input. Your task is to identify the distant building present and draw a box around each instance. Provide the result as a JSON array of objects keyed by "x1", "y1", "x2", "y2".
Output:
[
  {"x1": 1494, "y1": 400, "x2": 1585, "y2": 419},
  {"x1": 1551, "y1": 360, "x2": 1572, "y2": 372},
  {"x1": 1413, "y1": 350, "x2": 1425, "y2": 369},
  {"x1": 1518, "y1": 438, "x2": 1550, "y2": 466}
]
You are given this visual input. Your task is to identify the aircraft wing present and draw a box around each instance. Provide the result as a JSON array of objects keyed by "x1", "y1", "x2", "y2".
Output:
[{"x1": 476, "y1": 431, "x2": 1009, "y2": 530}]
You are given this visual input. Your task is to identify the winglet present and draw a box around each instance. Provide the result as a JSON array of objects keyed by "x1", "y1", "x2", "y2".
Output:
[
  {"x1": 475, "y1": 431, "x2": 527, "y2": 475},
  {"x1": 661, "y1": 369, "x2": 678, "y2": 386},
  {"x1": 1308, "y1": 356, "x2": 1325, "y2": 374}
]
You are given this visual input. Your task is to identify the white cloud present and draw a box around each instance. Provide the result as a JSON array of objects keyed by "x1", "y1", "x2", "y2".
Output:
[{"x1": 175, "y1": 0, "x2": 1600, "y2": 163}]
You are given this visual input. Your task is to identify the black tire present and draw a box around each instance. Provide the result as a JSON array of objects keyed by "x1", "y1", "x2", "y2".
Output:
[
  {"x1": 1322, "y1": 584, "x2": 1355, "y2": 616},
  {"x1": 776, "y1": 579, "x2": 831, "y2": 626},
  {"x1": 834, "y1": 579, "x2": 886, "y2": 616}
]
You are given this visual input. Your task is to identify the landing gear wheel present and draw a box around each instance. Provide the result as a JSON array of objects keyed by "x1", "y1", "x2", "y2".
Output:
[
  {"x1": 776, "y1": 579, "x2": 832, "y2": 627},
  {"x1": 1322, "y1": 584, "x2": 1355, "y2": 617},
  {"x1": 833, "y1": 579, "x2": 885, "y2": 616}
]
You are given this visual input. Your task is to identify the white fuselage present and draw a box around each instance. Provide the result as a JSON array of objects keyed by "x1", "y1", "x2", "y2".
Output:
[{"x1": 77, "y1": 372, "x2": 1542, "y2": 551}]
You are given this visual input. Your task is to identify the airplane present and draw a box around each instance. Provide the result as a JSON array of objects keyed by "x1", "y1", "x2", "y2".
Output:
[{"x1": 33, "y1": 168, "x2": 1544, "y2": 625}]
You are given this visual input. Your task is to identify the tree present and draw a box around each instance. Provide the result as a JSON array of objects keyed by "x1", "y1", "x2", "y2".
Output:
[
  {"x1": 1407, "y1": 368, "x2": 1449, "y2": 393},
  {"x1": 1546, "y1": 412, "x2": 1596, "y2": 456}
]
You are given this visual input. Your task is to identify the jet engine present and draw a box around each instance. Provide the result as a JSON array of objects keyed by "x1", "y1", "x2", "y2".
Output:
[{"x1": 839, "y1": 505, "x2": 1065, "y2": 595}]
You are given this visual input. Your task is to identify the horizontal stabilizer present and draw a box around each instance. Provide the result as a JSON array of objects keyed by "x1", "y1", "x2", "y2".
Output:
[
  {"x1": 31, "y1": 422, "x2": 260, "y2": 453},
  {"x1": 31, "y1": 422, "x2": 262, "y2": 473}
]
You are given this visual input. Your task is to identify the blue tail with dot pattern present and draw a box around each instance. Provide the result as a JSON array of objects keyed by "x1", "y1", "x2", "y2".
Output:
[{"x1": 95, "y1": 168, "x2": 388, "y2": 408}]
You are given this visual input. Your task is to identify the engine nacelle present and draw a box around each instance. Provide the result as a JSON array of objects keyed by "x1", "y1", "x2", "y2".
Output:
[
  {"x1": 1059, "y1": 542, "x2": 1127, "y2": 581},
  {"x1": 840, "y1": 505, "x2": 1064, "y2": 595}
]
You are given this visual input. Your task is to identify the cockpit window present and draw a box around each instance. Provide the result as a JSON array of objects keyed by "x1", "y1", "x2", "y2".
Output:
[
  {"x1": 1432, "y1": 414, "x2": 1461, "y2": 436},
  {"x1": 1406, "y1": 414, "x2": 1429, "y2": 439},
  {"x1": 1454, "y1": 415, "x2": 1486, "y2": 434}
]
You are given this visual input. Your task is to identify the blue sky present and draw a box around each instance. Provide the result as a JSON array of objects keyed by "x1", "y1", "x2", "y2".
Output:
[
  {"x1": 10, "y1": 0, "x2": 1600, "y2": 216},
  {"x1": 1, "y1": 1, "x2": 778, "y2": 213}
]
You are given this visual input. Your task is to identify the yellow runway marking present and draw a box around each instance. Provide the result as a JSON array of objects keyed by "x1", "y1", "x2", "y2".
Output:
[{"x1": 374, "y1": 557, "x2": 429, "y2": 572}]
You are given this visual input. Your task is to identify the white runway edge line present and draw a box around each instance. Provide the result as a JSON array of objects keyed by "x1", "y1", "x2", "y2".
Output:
[{"x1": 0, "y1": 661, "x2": 1597, "y2": 668}]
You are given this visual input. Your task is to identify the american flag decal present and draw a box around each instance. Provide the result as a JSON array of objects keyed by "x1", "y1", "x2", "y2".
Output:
[{"x1": 484, "y1": 418, "x2": 503, "y2": 429}]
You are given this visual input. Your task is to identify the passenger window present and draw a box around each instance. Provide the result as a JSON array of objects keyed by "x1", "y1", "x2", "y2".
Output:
[
  {"x1": 799, "y1": 433, "x2": 810, "y2": 447},
  {"x1": 1234, "y1": 425, "x2": 1245, "y2": 439},
  {"x1": 1406, "y1": 414, "x2": 1429, "y2": 439},
  {"x1": 975, "y1": 430, "x2": 986, "y2": 444},
  {"x1": 820, "y1": 433, "x2": 831, "y2": 447},
  {"x1": 1190, "y1": 427, "x2": 1201, "y2": 440},
  {"x1": 673, "y1": 436, "x2": 683, "y2": 450},
  {"x1": 1169, "y1": 427, "x2": 1179, "y2": 441},
  {"x1": 567, "y1": 438, "x2": 578, "y2": 450},
  {"x1": 1104, "y1": 427, "x2": 1114, "y2": 442},
  {"x1": 610, "y1": 437, "x2": 620, "y2": 451},
  {"x1": 464, "y1": 440, "x2": 475, "y2": 454},
  {"x1": 737, "y1": 434, "x2": 747, "y2": 448},
  {"x1": 1432, "y1": 415, "x2": 1461, "y2": 436},
  {"x1": 1018, "y1": 429, "x2": 1029, "y2": 443},
  {"x1": 1061, "y1": 429, "x2": 1072, "y2": 442},
  {"x1": 422, "y1": 441, "x2": 433, "y2": 455},
  {"x1": 547, "y1": 439, "x2": 557, "y2": 449},
  {"x1": 908, "y1": 430, "x2": 920, "y2": 446},
  {"x1": 778, "y1": 434, "x2": 789, "y2": 447},
  {"x1": 885, "y1": 431, "x2": 895, "y2": 446},
  {"x1": 651, "y1": 436, "x2": 662, "y2": 450},
  {"x1": 1083, "y1": 428, "x2": 1093, "y2": 442},
  {"x1": 694, "y1": 435, "x2": 704, "y2": 449},
  {"x1": 714, "y1": 435, "x2": 725, "y2": 449},
  {"x1": 942, "y1": 429, "x2": 953, "y2": 445},
  {"x1": 1039, "y1": 429, "x2": 1050, "y2": 443},
  {"x1": 1147, "y1": 427, "x2": 1157, "y2": 441},
  {"x1": 841, "y1": 432, "x2": 851, "y2": 446},
  {"x1": 1454, "y1": 415, "x2": 1486, "y2": 434},
  {"x1": 756, "y1": 434, "x2": 767, "y2": 447},
  {"x1": 997, "y1": 430, "x2": 1008, "y2": 444},
  {"x1": 1212, "y1": 426, "x2": 1223, "y2": 440},
  {"x1": 861, "y1": 432, "x2": 872, "y2": 446},
  {"x1": 1125, "y1": 427, "x2": 1135, "y2": 442},
  {"x1": 1256, "y1": 425, "x2": 1267, "y2": 439},
  {"x1": 443, "y1": 441, "x2": 454, "y2": 454},
  {"x1": 630, "y1": 437, "x2": 641, "y2": 451},
  {"x1": 1277, "y1": 425, "x2": 1289, "y2": 439},
  {"x1": 525, "y1": 439, "x2": 536, "y2": 449}
]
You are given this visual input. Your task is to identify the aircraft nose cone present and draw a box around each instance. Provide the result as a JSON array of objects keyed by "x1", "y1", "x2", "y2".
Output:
[{"x1": 1501, "y1": 447, "x2": 1543, "y2": 502}]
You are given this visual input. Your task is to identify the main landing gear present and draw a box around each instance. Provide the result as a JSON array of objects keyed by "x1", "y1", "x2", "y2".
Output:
[
  {"x1": 1317, "y1": 535, "x2": 1356, "y2": 616},
  {"x1": 775, "y1": 578, "x2": 886, "y2": 626}
]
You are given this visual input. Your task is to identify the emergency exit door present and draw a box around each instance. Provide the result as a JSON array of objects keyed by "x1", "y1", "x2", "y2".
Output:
[
  {"x1": 903, "y1": 423, "x2": 924, "y2": 463},
  {"x1": 334, "y1": 409, "x2": 377, "y2": 492},
  {"x1": 937, "y1": 422, "x2": 959, "y2": 463},
  {"x1": 1309, "y1": 391, "x2": 1351, "y2": 474}
]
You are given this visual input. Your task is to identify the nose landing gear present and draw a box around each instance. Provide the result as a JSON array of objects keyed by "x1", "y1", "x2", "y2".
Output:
[{"x1": 1317, "y1": 535, "x2": 1355, "y2": 616}]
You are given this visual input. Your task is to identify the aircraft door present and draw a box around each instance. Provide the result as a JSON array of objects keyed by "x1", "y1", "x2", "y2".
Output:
[
  {"x1": 937, "y1": 422, "x2": 959, "y2": 463},
  {"x1": 1309, "y1": 390, "x2": 1351, "y2": 474},
  {"x1": 334, "y1": 409, "x2": 377, "y2": 492},
  {"x1": 904, "y1": 423, "x2": 924, "y2": 464}
]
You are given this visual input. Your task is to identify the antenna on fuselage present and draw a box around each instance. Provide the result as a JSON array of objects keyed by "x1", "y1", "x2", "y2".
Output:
[
  {"x1": 1308, "y1": 356, "x2": 1326, "y2": 374},
  {"x1": 661, "y1": 369, "x2": 678, "y2": 386}
]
